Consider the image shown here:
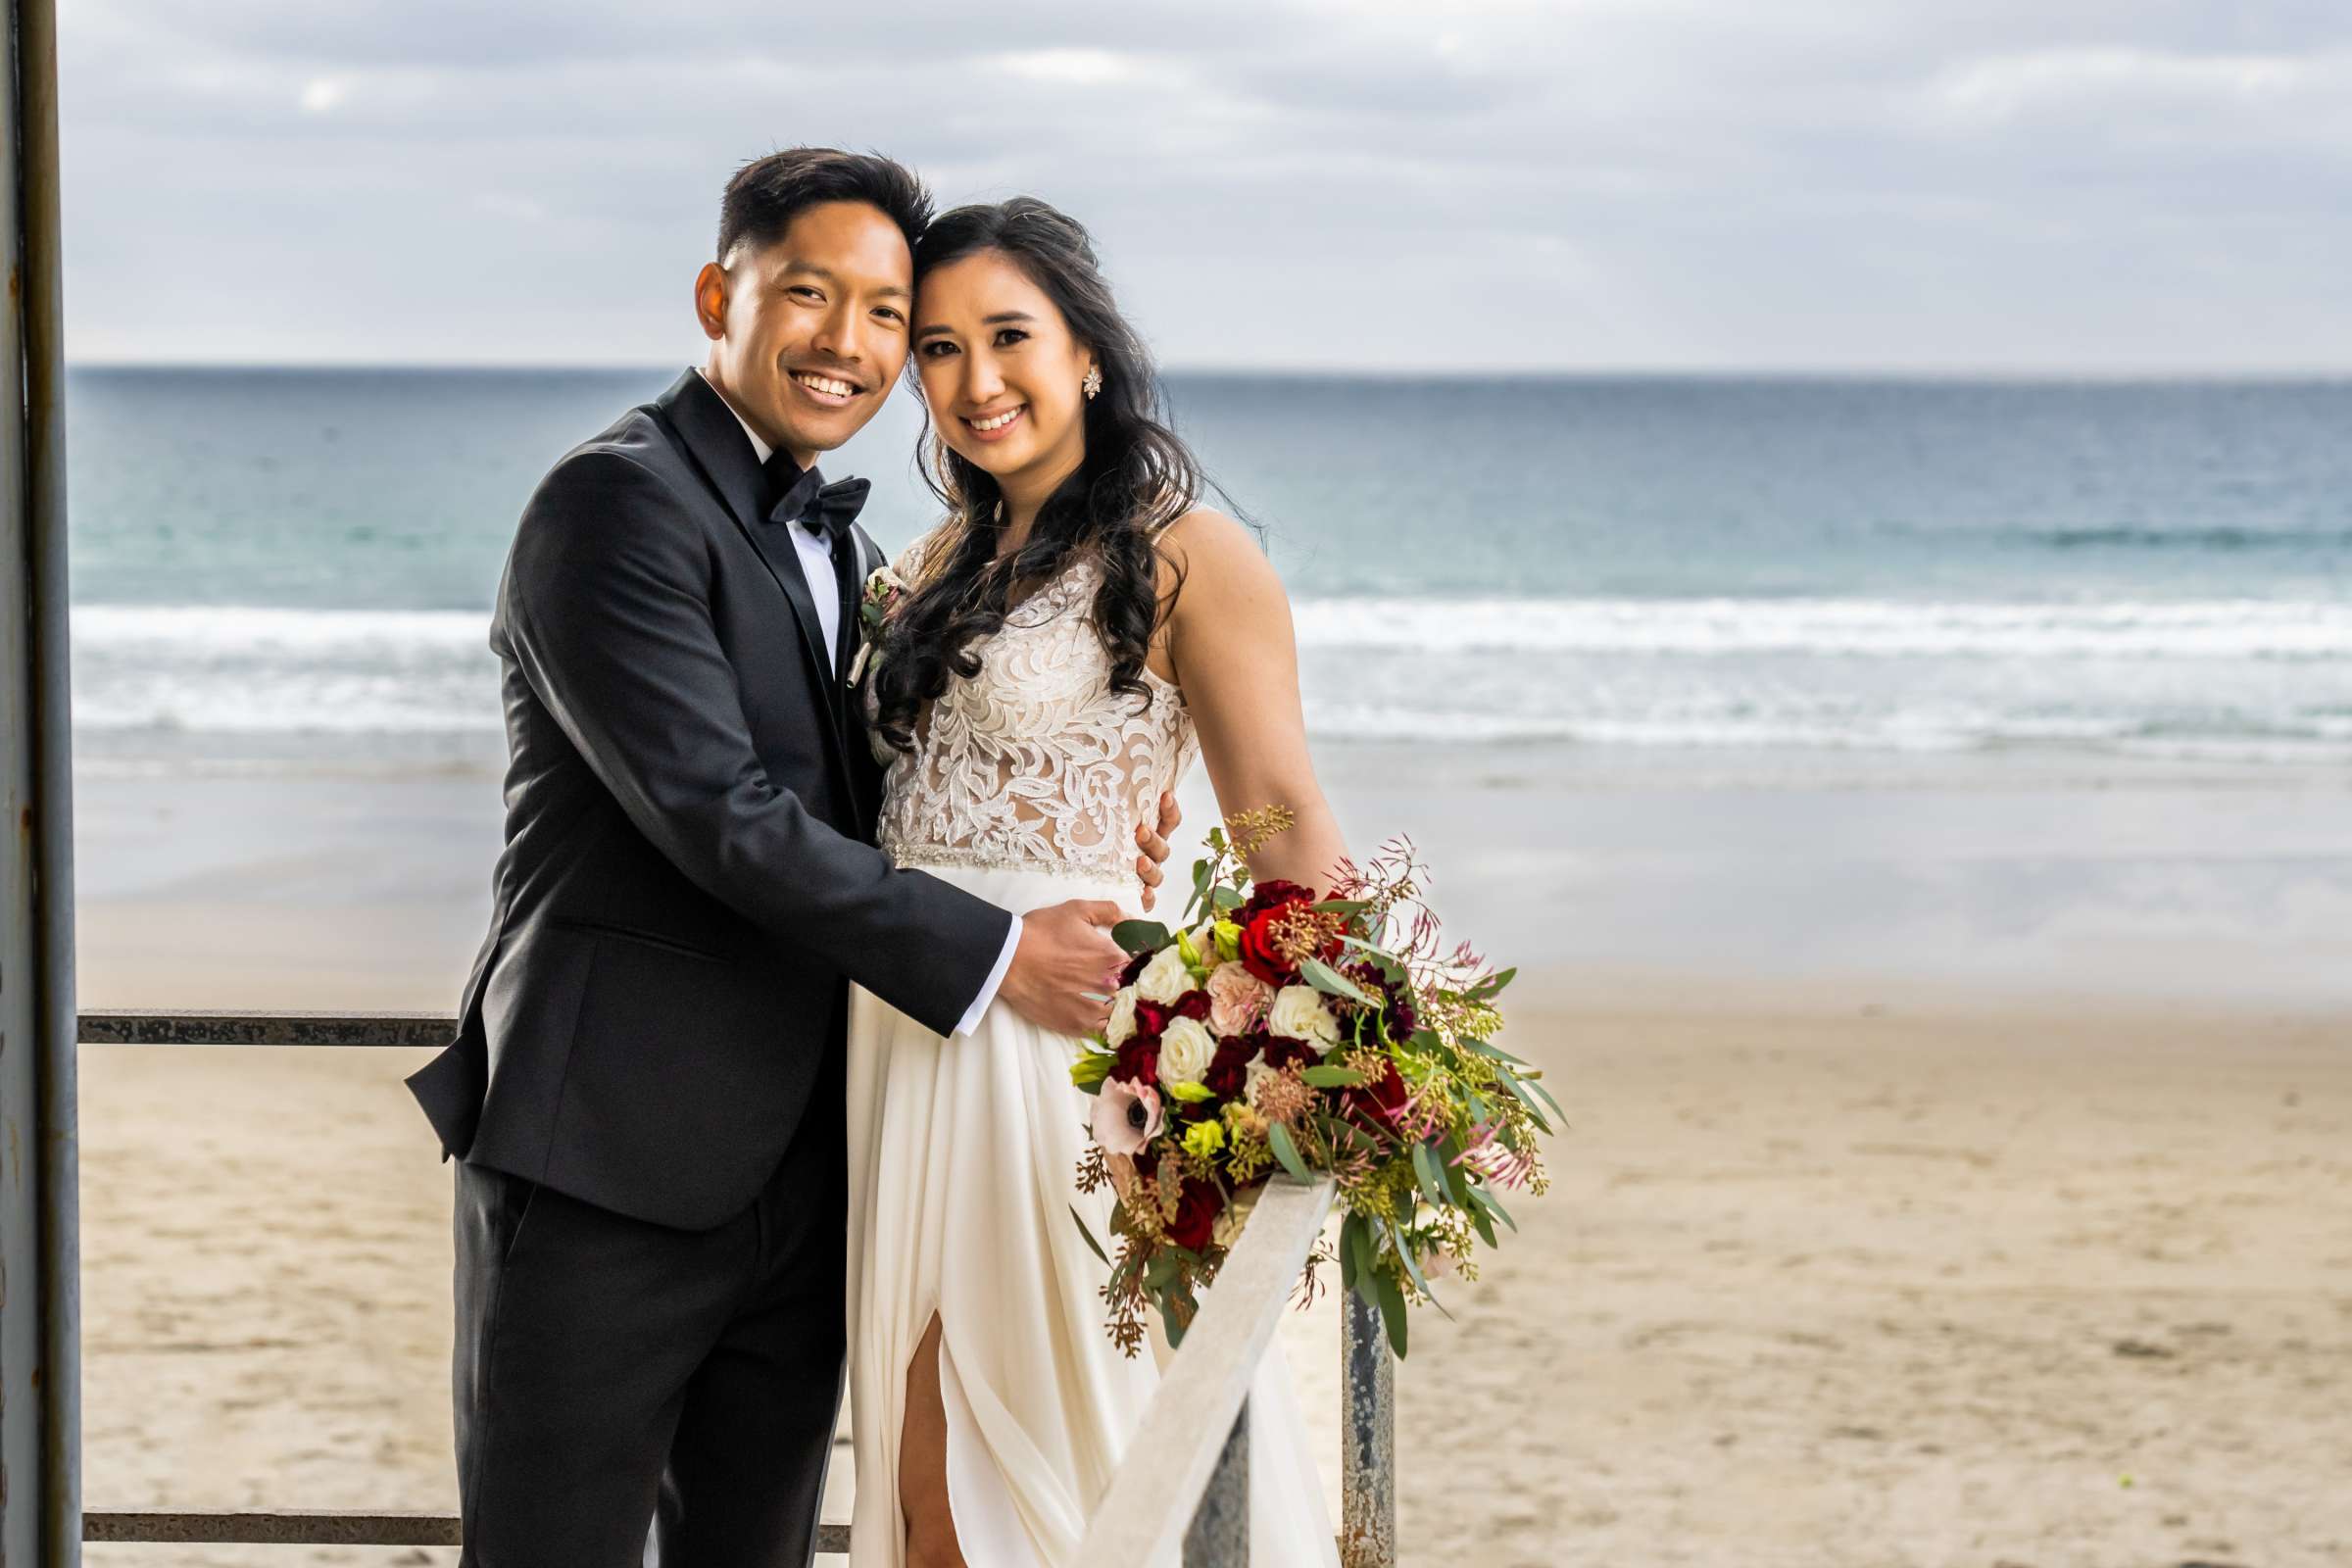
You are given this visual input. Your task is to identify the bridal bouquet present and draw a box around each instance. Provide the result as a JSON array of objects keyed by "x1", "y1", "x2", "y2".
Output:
[{"x1": 1069, "y1": 807, "x2": 1556, "y2": 1360}]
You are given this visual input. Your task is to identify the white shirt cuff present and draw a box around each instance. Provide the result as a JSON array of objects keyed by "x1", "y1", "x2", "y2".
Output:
[{"x1": 952, "y1": 912, "x2": 1023, "y2": 1038}]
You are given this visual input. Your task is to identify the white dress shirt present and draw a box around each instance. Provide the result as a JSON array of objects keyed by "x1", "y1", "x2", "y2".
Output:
[{"x1": 697, "y1": 369, "x2": 1020, "y2": 1038}]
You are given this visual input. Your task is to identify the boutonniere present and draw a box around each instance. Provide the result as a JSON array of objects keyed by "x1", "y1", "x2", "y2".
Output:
[{"x1": 847, "y1": 564, "x2": 907, "y2": 686}]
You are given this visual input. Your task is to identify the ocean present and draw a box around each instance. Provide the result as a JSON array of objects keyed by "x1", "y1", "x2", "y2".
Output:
[{"x1": 64, "y1": 368, "x2": 2352, "y2": 769}]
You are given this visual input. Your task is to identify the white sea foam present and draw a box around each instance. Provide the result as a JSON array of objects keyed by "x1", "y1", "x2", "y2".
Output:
[
  {"x1": 1290, "y1": 597, "x2": 2352, "y2": 659},
  {"x1": 60, "y1": 599, "x2": 2352, "y2": 759}
]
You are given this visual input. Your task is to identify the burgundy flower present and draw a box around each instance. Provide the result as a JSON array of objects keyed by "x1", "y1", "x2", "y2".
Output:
[
  {"x1": 1259, "y1": 1036, "x2": 1320, "y2": 1074},
  {"x1": 1342, "y1": 1057, "x2": 1410, "y2": 1132},
  {"x1": 1166, "y1": 1177, "x2": 1224, "y2": 1252},
  {"x1": 1241, "y1": 879, "x2": 1315, "y2": 922},
  {"x1": 1113, "y1": 1034, "x2": 1160, "y2": 1087},
  {"x1": 1203, "y1": 1035, "x2": 1259, "y2": 1100},
  {"x1": 1119, "y1": 948, "x2": 1155, "y2": 988},
  {"x1": 1171, "y1": 990, "x2": 1212, "y2": 1022}
]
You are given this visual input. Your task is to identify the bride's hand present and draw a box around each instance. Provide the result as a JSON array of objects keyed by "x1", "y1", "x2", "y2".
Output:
[
  {"x1": 1133, "y1": 791, "x2": 1181, "y2": 911},
  {"x1": 999, "y1": 900, "x2": 1130, "y2": 1038}
]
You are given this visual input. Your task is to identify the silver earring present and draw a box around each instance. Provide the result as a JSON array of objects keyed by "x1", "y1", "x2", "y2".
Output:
[{"x1": 1082, "y1": 366, "x2": 1102, "y2": 400}]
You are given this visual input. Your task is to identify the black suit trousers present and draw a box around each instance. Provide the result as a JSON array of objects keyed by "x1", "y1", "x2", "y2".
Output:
[{"x1": 452, "y1": 1111, "x2": 847, "y2": 1568}]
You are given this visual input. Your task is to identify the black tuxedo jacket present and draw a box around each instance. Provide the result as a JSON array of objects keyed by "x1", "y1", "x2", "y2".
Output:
[{"x1": 408, "y1": 369, "x2": 1005, "y2": 1230}]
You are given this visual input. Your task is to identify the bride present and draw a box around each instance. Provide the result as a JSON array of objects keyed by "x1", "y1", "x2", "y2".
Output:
[{"x1": 845, "y1": 197, "x2": 1348, "y2": 1568}]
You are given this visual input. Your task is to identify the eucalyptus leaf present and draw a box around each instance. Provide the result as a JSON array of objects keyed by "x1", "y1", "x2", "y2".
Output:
[
  {"x1": 1410, "y1": 1141, "x2": 1448, "y2": 1209},
  {"x1": 1300, "y1": 1064, "x2": 1367, "y2": 1089},
  {"x1": 1211, "y1": 885, "x2": 1244, "y2": 910},
  {"x1": 1372, "y1": 1265, "x2": 1410, "y2": 1359},
  {"x1": 1471, "y1": 1185, "x2": 1518, "y2": 1233},
  {"x1": 1267, "y1": 1120, "x2": 1313, "y2": 1183},
  {"x1": 1348, "y1": 1210, "x2": 1378, "y2": 1287},
  {"x1": 1299, "y1": 956, "x2": 1374, "y2": 1005},
  {"x1": 1494, "y1": 1065, "x2": 1553, "y2": 1135},
  {"x1": 1522, "y1": 1073, "x2": 1567, "y2": 1125},
  {"x1": 1462, "y1": 1036, "x2": 1530, "y2": 1066},
  {"x1": 1437, "y1": 1135, "x2": 1473, "y2": 1205},
  {"x1": 1469, "y1": 965, "x2": 1518, "y2": 1001},
  {"x1": 1389, "y1": 1219, "x2": 1447, "y2": 1317},
  {"x1": 1070, "y1": 1206, "x2": 1111, "y2": 1267},
  {"x1": 1111, "y1": 919, "x2": 1171, "y2": 956}
]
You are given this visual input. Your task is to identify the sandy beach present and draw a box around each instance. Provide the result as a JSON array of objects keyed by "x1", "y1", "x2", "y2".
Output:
[{"x1": 71, "y1": 748, "x2": 2352, "y2": 1566}]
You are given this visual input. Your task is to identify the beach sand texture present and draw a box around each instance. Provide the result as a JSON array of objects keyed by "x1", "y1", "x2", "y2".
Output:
[{"x1": 74, "y1": 963, "x2": 2349, "y2": 1567}]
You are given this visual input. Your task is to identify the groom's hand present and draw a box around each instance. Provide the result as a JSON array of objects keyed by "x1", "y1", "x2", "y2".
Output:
[
  {"x1": 1001, "y1": 900, "x2": 1130, "y2": 1038},
  {"x1": 1133, "y1": 791, "x2": 1182, "y2": 911}
]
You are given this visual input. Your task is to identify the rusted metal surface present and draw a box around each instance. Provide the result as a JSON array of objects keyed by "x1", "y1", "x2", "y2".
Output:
[
  {"x1": 1182, "y1": 1400, "x2": 1250, "y2": 1566},
  {"x1": 4, "y1": 0, "x2": 80, "y2": 1559},
  {"x1": 77, "y1": 1010, "x2": 457, "y2": 1049},
  {"x1": 83, "y1": 1512, "x2": 852, "y2": 1553},
  {"x1": 1340, "y1": 1290, "x2": 1396, "y2": 1568}
]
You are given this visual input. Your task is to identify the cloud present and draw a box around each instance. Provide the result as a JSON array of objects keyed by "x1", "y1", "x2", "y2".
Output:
[{"x1": 54, "y1": 0, "x2": 2352, "y2": 369}]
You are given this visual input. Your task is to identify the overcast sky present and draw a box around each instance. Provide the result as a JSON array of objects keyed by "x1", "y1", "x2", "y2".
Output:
[{"x1": 57, "y1": 1, "x2": 2352, "y2": 371}]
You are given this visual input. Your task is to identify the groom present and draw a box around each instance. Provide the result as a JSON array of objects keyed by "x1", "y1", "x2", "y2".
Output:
[{"x1": 408, "y1": 149, "x2": 1174, "y2": 1566}]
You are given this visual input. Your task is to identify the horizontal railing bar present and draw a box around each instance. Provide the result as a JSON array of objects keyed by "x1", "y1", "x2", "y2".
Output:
[
  {"x1": 85, "y1": 1511, "x2": 459, "y2": 1545},
  {"x1": 84, "y1": 1511, "x2": 852, "y2": 1552},
  {"x1": 78, "y1": 1009, "x2": 457, "y2": 1048},
  {"x1": 1074, "y1": 1176, "x2": 1337, "y2": 1566}
]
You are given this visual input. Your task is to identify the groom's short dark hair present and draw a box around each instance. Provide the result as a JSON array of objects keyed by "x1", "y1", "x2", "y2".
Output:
[{"x1": 716, "y1": 149, "x2": 933, "y2": 264}]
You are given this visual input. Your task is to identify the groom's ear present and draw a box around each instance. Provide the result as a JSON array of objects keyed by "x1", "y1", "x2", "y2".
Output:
[{"x1": 694, "y1": 262, "x2": 729, "y2": 341}]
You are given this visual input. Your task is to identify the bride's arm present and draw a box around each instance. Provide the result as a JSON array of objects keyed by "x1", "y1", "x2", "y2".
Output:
[{"x1": 1157, "y1": 510, "x2": 1348, "y2": 895}]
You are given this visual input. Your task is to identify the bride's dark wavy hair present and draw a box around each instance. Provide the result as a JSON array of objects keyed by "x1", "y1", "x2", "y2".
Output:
[{"x1": 870, "y1": 197, "x2": 1206, "y2": 753}]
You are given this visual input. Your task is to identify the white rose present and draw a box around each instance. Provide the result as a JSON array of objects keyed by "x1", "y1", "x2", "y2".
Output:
[
  {"x1": 1135, "y1": 944, "x2": 1195, "y2": 1006},
  {"x1": 1244, "y1": 1057, "x2": 1283, "y2": 1104},
  {"x1": 1103, "y1": 986, "x2": 1140, "y2": 1048},
  {"x1": 1156, "y1": 1015, "x2": 1217, "y2": 1089},
  {"x1": 1267, "y1": 985, "x2": 1342, "y2": 1051}
]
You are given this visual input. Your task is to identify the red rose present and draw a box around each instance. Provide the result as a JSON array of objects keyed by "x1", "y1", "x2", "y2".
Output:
[
  {"x1": 1203, "y1": 1035, "x2": 1258, "y2": 1100},
  {"x1": 1237, "y1": 882, "x2": 1327, "y2": 985},
  {"x1": 1239, "y1": 906, "x2": 1298, "y2": 985},
  {"x1": 1166, "y1": 1177, "x2": 1224, "y2": 1252}
]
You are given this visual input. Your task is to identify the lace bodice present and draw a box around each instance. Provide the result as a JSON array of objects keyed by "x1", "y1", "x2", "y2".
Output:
[{"x1": 875, "y1": 542, "x2": 1198, "y2": 882}]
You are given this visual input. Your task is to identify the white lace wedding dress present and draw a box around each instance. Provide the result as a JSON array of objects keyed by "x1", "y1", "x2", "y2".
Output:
[{"x1": 844, "y1": 548, "x2": 1340, "y2": 1568}]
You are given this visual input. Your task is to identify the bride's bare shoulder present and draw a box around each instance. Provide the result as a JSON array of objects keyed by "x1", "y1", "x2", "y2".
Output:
[{"x1": 1155, "y1": 508, "x2": 1282, "y2": 608}]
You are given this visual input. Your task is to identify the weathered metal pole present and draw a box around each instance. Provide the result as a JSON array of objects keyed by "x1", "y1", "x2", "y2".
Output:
[
  {"x1": 1339, "y1": 1293, "x2": 1395, "y2": 1568},
  {"x1": 1181, "y1": 1398, "x2": 1249, "y2": 1566},
  {"x1": 0, "y1": 0, "x2": 79, "y2": 1560}
]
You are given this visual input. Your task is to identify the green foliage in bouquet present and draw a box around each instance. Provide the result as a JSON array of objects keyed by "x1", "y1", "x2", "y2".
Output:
[{"x1": 1070, "y1": 807, "x2": 1557, "y2": 1359}]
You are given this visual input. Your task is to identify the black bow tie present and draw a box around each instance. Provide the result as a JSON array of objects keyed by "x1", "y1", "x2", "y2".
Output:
[{"x1": 765, "y1": 462, "x2": 869, "y2": 544}]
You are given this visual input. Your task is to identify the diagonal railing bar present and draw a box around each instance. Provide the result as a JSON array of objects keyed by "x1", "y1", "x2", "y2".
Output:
[{"x1": 1073, "y1": 1175, "x2": 1338, "y2": 1566}]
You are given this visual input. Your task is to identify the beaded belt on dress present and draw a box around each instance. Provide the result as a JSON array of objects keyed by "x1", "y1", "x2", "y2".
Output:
[{"x1": 884, "y1": 840, "x2": 1132, "y2": 883}]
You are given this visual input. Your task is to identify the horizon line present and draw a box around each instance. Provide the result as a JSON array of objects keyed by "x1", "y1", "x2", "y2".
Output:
[{"x1": 58, "y1": 358, "x2": 2352, "y2": 384}]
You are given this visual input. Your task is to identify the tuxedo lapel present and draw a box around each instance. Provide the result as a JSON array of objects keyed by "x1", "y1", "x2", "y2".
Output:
[{"x1": 651, "y1": 371, "x2": 857, "y2": 799}]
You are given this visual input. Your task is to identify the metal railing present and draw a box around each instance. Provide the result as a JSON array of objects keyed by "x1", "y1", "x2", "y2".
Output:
[{"x1": 76, "y1": 1011, "x2": 1399, "y2": 1565}]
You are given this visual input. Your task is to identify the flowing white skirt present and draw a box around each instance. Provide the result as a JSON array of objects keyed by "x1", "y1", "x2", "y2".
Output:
[{"x1": 845, "y1": 862, "x2": 1340, "y2": 1568}]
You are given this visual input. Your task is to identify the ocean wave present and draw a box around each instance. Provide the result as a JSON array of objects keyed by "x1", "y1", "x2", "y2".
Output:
[
  {"x1": 70, "y1": 597, "x2": 2352, "y2": 662},
  {"x1": 1290, "y1": 597, "x2": 2352, "y2": 659},
  {"x1": 60, "y1": 599, "x2": 2352, "y2": 760}
]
